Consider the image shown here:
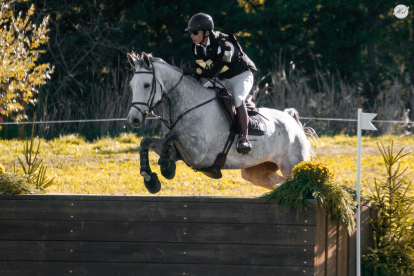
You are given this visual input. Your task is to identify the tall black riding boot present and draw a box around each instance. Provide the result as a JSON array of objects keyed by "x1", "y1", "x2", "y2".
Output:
[{"x1": 235, "y1": 103, "x2": 252, "y2": 154}]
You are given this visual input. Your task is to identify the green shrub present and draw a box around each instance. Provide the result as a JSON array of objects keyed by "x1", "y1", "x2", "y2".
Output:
[
  {"x1": 362, "y1": 142, "x2": 414, "y2": 275},
  {"x1": 0, "y1": 173, "x2": 32, "y2": 194},
  {"x1": 0, "y1": 123, "x2": 54, "y2": 194}
]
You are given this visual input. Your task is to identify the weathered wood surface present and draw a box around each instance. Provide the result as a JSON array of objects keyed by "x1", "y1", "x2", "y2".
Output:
[
  {"x1": 0, "y1": 194, "x2": 371, "y2": 275},
  {"x1": 0, "y1": 241, "x2": 314, "y2": 266},
  {"x1": 0, "y1": 220, "x2": 315, "y2": 245},
  {"x1": 314, "y1": 203, "x2": 373, "y2": 276},
  {"x1": 0, "y1": 198, "x2": 316, "y2": 224},
  {"x1": 0, "y1": 262, "x2": 314, "y2": 276}
]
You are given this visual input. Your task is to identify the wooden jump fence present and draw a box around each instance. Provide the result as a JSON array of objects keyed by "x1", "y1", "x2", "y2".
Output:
[{"x1": 0, "y1": 195, "x2": 372, "y2": 275}]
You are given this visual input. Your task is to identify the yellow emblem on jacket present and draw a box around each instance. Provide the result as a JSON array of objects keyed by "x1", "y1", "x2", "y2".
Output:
[
  {"x1": 196, "y1": 59, "x2": 229, "y2": 73},
  {"x1": 196, "y1": 68, "x2": 202, "y2": 74}
]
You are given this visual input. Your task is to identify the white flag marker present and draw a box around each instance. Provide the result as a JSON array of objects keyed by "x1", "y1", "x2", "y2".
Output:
[
  {"x1": 356, "y1": 109, "x2": 377, "y2": 276},
  {"x1": 361, "y1": 112, "x2": 377, "y2": 131}
]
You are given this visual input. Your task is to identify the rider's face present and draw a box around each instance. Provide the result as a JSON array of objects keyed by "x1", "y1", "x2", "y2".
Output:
[{"x1": 190, "y1": 30, "x2": 208, "y2": 45}]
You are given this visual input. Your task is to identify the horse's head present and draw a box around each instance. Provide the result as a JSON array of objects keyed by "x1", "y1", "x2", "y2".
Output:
[{"x1": 127, "y1": 52, "x2": 162, "y2": 128}]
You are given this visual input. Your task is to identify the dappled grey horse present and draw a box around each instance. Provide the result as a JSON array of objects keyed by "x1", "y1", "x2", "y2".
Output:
[{"x1": 127, "y1": 52, "x2": 312, "y2": 193}]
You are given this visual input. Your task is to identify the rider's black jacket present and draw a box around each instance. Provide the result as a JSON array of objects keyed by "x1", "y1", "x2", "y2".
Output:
[{"x1": 191, "y1": 31, "x2": 257, "y2": 80}]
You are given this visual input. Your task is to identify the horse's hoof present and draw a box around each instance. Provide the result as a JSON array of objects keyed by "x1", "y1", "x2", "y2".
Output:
[
  {"x1": 144, "y1": 172, "x2": 161, "y2": 194},
  {"x1": 161, "y1": 160, "x2": 176, "y2": 180}
]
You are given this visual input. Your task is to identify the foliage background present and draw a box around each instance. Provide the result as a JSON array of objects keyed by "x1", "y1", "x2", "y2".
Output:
[{"x1": 0, "y1": 0, "x2": 412, "y2": 139}]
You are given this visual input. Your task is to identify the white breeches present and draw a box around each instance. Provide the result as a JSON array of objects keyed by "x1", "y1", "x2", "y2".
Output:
[{"x1": 203, "y1": 70, "x2": 253, "y2": 107}]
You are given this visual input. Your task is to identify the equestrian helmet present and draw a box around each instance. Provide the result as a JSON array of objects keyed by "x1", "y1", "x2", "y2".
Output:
[{"x1": 185, "y1": 13, "x2": 214, "y2": 32}]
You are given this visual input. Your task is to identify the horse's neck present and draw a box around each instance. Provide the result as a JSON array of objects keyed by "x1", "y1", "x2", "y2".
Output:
[{"x1": 154, "y1": 62, "x2": 216, "y2": 118}]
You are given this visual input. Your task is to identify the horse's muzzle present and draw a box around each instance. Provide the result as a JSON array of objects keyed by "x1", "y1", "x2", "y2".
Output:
[{"x1": 127, "y1": 115, "x2": 144, "y2": 128}]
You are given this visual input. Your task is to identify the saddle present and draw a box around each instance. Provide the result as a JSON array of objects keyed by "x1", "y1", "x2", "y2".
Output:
[
  {"x1": 192, "y1": 86, "x2": 267, "y2": 179},
  {"x1": 215, "y1": 88, "x2": 267, "y2": 136}
]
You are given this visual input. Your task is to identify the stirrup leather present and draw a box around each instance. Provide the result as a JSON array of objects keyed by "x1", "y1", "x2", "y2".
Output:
[{"x1": 236, "y1": 135, "x2": 252, "y2": 154}]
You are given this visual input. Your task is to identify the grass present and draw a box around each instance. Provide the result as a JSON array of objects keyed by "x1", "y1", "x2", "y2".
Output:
[{"x1": 0, "y1": 133, "x2": 412, "y2": 197}]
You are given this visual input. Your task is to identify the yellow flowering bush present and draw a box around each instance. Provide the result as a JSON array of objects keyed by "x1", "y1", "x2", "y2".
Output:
[
  {"x1": 263, "y1": 161, "x2": 356, "y2": 235},
  {"x1": 0, "y1": 0, "x2": 53, "y2": 123},
  {"x1": 292, "y1": 161, "x2": 335, "y2": 184},
  {"x1": 0, "y1": 164, "x2": 5, "y2": 174}
]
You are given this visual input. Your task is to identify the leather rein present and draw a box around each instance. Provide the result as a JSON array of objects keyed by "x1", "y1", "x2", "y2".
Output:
[{"x1": 130, "y1": 66, "x2": 216, "y2": 130}]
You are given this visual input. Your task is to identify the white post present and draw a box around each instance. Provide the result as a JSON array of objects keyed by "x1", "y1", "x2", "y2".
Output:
[
  {"x1": 356, "y1": 108, "x2": 362, "y2": 276},
  {"x1": 356, "y1": 109, "x2": 377, "y2": 276}
]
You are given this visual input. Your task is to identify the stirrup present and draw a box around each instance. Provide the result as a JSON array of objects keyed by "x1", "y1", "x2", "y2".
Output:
[{"x1": 236, "y1": 136, "x2": 252, "y2": 155}]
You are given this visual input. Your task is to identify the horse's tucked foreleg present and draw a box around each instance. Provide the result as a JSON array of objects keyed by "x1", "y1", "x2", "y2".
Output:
[
  {"x1": 140, "y1": 136, "x2": 153, "y2": 178},
  {"x1": 140, "y1": 136, "x2": 161, "y2": 194}
]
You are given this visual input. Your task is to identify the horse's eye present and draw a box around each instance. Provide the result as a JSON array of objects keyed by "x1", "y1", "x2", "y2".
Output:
[{"x1": 144, "y1": 83, "x2": 151, "y2": 89}]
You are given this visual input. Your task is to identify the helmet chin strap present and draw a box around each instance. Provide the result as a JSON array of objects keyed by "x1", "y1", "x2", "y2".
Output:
[{"x1": 201, "y1": 30, "x2": 209, "y2": 45}]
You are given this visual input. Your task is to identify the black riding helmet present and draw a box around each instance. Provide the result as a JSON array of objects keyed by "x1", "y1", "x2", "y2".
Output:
[{"x1": 185, "y1": 13, "x2": 214, "y2": 33}]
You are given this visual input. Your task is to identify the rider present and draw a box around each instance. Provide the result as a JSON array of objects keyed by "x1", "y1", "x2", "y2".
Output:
[{"x1": 182, "y1": 13, "x2": 257, "y2": 154}]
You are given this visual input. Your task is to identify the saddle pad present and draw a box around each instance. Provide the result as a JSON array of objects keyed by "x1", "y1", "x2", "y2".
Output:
[{"x1": 248, "y1": 114, "x2": 266, "y2": 136}]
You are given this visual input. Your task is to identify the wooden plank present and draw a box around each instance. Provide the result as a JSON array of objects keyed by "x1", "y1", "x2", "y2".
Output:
[
  {"x1": 348, "y1": 214, "x2": 357, "y2": 276},
  {"x1": 326, "y1": 213, "x2": 338, "y2": 275},
  {"x1": 0, "y1": 220, "x2": 316, "y2": 245},
  {"x1": 337, "y1": 223, "x2": 349, "y2": 276},
  {"x1": 0, "y1": 200, "x2": 317, "y2": 225},
  {"x1": 314, "y1": 207, "x2": 326, "y2": 276},
  {"x1": 0, "y1": 262, "x2": 315, "y2": 276},
  {"x1": 0, "y1": 194, "x2": 280, "y2": 204},
  {"x1": 0, "y1": 241, "x2": 314, "y2": 266},
  {"x1": 360, "y1": 205, "x2": 372, "y2": 255},
  {"x1": 0, "y1": 194, "x2": 316, "y2": 208}
]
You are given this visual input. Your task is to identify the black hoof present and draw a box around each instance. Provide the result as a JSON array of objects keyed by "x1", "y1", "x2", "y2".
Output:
[
  {"x1": 161, "y1": 160, "x2": 176, "y2": 180},
  {"x1": 144, "y1": 172, "x2": 161, "y2": 194}
]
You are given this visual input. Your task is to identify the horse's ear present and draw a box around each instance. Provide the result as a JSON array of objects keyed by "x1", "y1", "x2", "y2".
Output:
[
  {"x1": 127, "y1": 52, "x2": 140, "y2": 68},
  {"x1": 141, "y1": 52, "x2": 151, "y2": 68}
]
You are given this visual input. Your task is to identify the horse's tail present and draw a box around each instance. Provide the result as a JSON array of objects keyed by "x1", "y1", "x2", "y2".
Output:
[
  {"x1": 283, "y1": 108, "x2": 302, "y2": 128},
  {"x1": 284, "y1": 108, "x2": 318, "y2": 159}
]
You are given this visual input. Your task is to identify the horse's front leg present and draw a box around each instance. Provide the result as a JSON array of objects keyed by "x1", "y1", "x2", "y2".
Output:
[
  {"x1": 139, "y1": 132, "x2": 179, "y2": 194},
  {"x1": 140, "y1": 136, "x2": 162, "y2": 194},
  {"x1": 157, "y1": 131, "x2": 179, "y2": 180}
]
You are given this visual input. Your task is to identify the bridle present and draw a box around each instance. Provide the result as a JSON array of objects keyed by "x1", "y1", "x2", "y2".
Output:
[
  {"x1": 130, "y1": 61, "x2": 217, "y2": 130},
  {"x1": 130, "y1": 67, "x2": 183, "y2": 121}
]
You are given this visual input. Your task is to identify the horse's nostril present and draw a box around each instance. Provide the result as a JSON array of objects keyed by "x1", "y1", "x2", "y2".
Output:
[{"x1": 133, "y1": 118, "x2": 140, "y2": 124}]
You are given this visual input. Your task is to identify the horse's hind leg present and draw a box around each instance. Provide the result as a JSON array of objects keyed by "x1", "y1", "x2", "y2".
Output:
[{"x1": 241, "y1": 162, "x2": 285, "y2": 190}]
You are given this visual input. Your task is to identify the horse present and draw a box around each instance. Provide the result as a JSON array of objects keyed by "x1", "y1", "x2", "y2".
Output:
[{"x1": 127, "y1": 52, "x2": 312, "y2": 194}]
